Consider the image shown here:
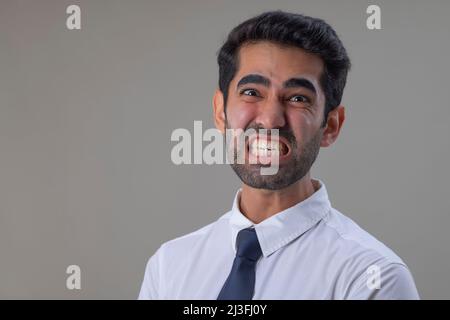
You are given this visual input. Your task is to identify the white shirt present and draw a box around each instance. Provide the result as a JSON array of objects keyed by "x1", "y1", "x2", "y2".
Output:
[{"x1": 138, "y1": 179, "x2": 419, "y2": 299}]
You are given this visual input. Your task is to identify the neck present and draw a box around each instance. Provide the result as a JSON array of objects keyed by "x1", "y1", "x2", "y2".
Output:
[{"x1": 239, "y1": 173, "x2": 317, "y2": 224}]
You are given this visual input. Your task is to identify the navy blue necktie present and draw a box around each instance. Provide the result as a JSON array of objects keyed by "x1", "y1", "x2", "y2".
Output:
[{"x1": 217, "y1": 227, "x2": 262, "y2": 300}]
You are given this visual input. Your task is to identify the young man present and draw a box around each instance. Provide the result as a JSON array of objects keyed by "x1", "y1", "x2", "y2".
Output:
[{"x1": 139, "y1": 11, "x2": 419, "y2": 299}]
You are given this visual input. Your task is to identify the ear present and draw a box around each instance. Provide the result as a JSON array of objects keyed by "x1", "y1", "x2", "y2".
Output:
[
  {"x1": 320, "y1": 105, "x2": 345, "y2": 147},
  {"x1": 213, "y1": 89, "x2": 226, "y2": 134}
]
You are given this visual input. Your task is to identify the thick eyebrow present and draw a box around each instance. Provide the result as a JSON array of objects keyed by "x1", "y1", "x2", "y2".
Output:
[
  {"x1": 283, "y1": 77, "x2": 317, "y2": 94},
  {"x1": 236, "y1": 74, "x2": 271, "y2": 88},
  {"x1": 237, "y1": 74, "x2": 317, "y2": 95}
]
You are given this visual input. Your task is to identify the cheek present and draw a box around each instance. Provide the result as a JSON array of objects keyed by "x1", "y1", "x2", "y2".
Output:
[
  {"x1": 226, "y1": 101, "x2": 258, "y2": 129},
  {"x1": 286, "y1": 111, "x2": 318, "y2": 142}
]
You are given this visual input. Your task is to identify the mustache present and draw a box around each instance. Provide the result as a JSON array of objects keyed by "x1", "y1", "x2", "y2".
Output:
[{"x1": 244, "y1": 124, "x2": 296, "y2": 146}]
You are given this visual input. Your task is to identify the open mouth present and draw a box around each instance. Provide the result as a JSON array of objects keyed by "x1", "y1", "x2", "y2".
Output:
[{"x1": 246, "y1": 135, "x2": 291, "y2": 159}]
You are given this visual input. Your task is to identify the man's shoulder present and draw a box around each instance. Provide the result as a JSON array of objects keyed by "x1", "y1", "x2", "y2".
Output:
[
  {"x1": 157, "y1": 210, "x2": 232, "y2": 256},
  {"x1": 319, "y1": 207, "x2": 407, "y2": 266},
  {"x1": 318, "y1": 207, "x2": 419, "y2": 298}
]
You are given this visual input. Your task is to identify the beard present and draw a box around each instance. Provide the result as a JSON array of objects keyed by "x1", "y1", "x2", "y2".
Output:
[{"x1": 226, "y1": 121, "x2": 322, "y2": 191}]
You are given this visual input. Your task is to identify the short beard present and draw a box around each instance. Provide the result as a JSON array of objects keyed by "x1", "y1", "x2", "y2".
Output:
[{"x1": 227, "y1": 122, "x2": 322, "y2": 191}]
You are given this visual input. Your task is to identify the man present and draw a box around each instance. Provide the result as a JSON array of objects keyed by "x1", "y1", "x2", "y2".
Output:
[{"x1": 139, "y1": 11, "x2": 419, "y2": 299}]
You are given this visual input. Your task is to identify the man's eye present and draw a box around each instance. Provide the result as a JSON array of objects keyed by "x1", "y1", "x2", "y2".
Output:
[
  {"x1": 289, "y1": 95, "x2": 310, "y2": 103},
  {"x1": 241, "y1": 89, "x2": 259, "y2": 97}
]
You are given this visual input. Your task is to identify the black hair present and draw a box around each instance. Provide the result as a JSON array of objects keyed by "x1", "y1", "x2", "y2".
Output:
[{"x1": 217, "y1": 11, "x2": 351, "y2": 126}]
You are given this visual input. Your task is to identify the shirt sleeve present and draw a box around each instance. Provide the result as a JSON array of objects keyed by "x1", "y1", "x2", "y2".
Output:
[
  {"x1": 346, "y1": 263, "x2": 420, "y2": 300},
  {"x1": 138, "y1": 247, "x2": 162, "y2": 300}
]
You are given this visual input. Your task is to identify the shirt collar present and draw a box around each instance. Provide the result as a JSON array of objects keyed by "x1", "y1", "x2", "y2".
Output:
[{"x1": 228, "y1": 179, "x2": 331, "y2": 258}]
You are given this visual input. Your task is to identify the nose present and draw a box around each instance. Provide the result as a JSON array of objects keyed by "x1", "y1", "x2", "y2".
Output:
[{"x1": 254, "y1": 97, "x2": 286, "y2": 129}]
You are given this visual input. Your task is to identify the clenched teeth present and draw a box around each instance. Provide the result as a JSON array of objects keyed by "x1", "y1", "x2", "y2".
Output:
[{"x1": 249, "y1": 139, "x2": 288, "y2": 156}]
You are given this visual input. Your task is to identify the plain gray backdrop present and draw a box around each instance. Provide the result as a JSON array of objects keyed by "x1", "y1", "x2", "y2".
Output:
[{"x1": 1, "y1": 0, "x2": 449, "y2": 299}]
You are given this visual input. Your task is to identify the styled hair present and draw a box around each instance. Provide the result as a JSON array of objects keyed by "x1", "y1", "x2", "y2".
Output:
[{"x1": 217, "y1": 11, "x2": 351, "y2": 125}]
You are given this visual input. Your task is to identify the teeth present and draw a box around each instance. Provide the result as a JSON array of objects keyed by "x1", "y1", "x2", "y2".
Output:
[{"x1": 249, "y1": 139, "x2": 286, "y2": 156}]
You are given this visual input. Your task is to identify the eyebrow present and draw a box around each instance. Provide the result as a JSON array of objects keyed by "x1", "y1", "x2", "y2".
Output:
[
  {"x1": 236, "y1": 74, "x2": 317, "y2": 94},
  {"x1": 236, "y1": 74, "x2": 270, "y2": 88},
  {"x1": 283, "y1": 78, "x2": 317, "y2": 94}
]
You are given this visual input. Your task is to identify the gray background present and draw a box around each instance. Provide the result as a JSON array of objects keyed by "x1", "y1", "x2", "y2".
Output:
[{"x1": 1, "y1": 0, "x2": 449, "y2": 299}]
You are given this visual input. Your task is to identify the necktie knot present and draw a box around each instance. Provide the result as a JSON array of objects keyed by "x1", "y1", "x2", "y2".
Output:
[{"x1": 236, "y1": 228, "x2": 262, "y2": 262}]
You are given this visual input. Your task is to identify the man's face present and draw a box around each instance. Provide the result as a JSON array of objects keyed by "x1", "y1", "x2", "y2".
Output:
[{"x1": 223, "y1": 41, "x2": 327, "y2": 190}]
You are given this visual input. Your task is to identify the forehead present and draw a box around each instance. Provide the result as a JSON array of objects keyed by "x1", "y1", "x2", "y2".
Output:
[{"x1": 235, "y1": 41, "x2": 324, "y2": 86}]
